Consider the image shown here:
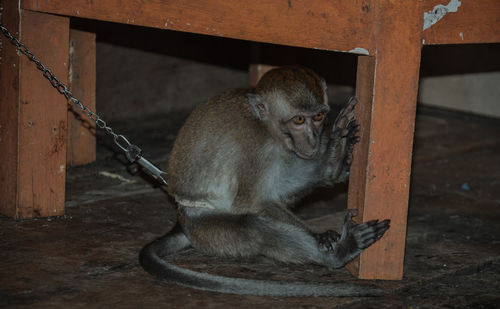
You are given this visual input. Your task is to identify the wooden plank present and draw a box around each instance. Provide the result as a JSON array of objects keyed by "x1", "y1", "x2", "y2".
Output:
[
  {"x1": 423, "y1": 0, "x2": 500, "y2": 45},
  {"x1": 67, "y1": 29, "x2": 96, "y2": 166},
  {"x1": 347, "y1": 1, "x2": 423, "y2": 280},
  {"x1": 345, "y1": 55, "x2": 376, "y2": 277},
  {"x1": 0, "y1": 9, "x2": 69, "y2": 218},
  {"x1": 0, "y1": 0, "x2": 22, "y2": 218},
  {"x1": 21, "y1": 0, "x2": 376, "y2": 54}
]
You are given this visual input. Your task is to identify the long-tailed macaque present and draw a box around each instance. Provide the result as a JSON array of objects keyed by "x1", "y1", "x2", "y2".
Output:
[{"x1": 140, "y1": 66, "x2": 390, "y2": 296}]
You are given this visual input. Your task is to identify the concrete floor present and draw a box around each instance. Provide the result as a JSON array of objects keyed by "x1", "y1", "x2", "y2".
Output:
[{"x1": 1, "y1": 106, "x2": 499, "y2": 308}]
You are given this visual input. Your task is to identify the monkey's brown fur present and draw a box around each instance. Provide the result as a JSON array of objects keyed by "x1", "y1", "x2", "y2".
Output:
[{"x1": 140, "y1": 66, "x2": 390, "y2": 296}]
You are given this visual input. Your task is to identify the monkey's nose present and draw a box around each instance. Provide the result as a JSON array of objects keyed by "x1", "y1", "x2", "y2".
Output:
[{"x1": 307, "y1": 130, "x2": 317, "y2": 148}]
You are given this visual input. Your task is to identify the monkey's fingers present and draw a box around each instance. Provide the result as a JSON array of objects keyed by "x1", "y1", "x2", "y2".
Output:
[
  {"x1": 343, "y1": 120, "x2": 361, "y2": 165},
  {"x1": 315, "y1": 230, "x2": 341, "y2": 252},
  {"x1": 332, "y1": 98, "x2": 357, "y2": 136},
  {"x1": 347, "y1": 119, "x2": 360, "y2": 137},
  {"x1": 346, "y1": 96, "x2": 359, "y2": 107}
]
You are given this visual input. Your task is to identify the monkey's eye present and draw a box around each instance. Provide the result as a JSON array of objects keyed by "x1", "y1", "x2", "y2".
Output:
[
  {"x1": 293, "y1": 115, "x2": 305, "y2": 125},
  {"x1": 313, "y1": 113, "x2": 324, "y2": 122}
]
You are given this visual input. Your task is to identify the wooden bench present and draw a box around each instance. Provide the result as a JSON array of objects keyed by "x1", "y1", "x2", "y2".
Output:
[{"x1": 1, "y1": 0, "x2": 498, "y2": 280}]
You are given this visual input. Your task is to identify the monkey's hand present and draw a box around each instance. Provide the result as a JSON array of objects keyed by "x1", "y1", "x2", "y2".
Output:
[
  {"x1": 326, "y1": 97, "x2": 360, "y2": 183},
  {"x1": 323, "y1": 209, "x2": 390, "y2": 268}
]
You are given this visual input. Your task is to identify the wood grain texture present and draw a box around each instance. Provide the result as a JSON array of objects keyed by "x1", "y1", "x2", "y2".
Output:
[
  {"x1": 345, "y1": 55, "x2": 376, "y2": 277},
  {"x1": 347, "y1": 1, "x2": 423, "y2": 280},
  {"x1": 0, "y1": 0, "x2": 22, "y2": 218},
  {"x1": 21, "y1": 0, "x2": 376, "y2": 54},
  {"x1": 0, "y1": 9, "x2": 69, "y2": 218},
  {"x1": 67, "y1": 29, "x2": 96, "y2": 166},
  {"x1": 423, "y1": 0, "x2": 500, "y2": 45}
]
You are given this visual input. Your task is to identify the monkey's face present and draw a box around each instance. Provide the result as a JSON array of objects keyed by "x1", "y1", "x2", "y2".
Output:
[{"x1": 281, "y1": 111, "x2": 327, "y2": 159}]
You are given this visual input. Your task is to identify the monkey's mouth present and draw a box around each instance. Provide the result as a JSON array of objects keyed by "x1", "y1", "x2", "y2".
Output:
[{"x1": 294, "y1": 148, "x2": 318, "y2": 160}]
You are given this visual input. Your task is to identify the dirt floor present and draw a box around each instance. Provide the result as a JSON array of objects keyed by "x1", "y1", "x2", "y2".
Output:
[{"x1": 1, "y1": 105, "x2": 499, "y2": 308}]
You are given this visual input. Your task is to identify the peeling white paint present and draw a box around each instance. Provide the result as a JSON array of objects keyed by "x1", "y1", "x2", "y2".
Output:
[
  {"x1": 177, "y1": 199, "x2": 215, "y2": 210},
  {"x1": 164, "y1": 22, "x2": 168, "y2": 27},
  {"x1": 59, "y1": 165, "x2": 65, "y2": 172},
  {"x1": 349, "y1": 47, "x2": 370, "y2": 55},
  {"x1": 459, "y1": 32, "x2": 464, "y2": 40},
  {"x1": 423, "y1": 0, "x2": 462, "y2": 30},
  {"x1": 99, "y1": 171, "x2": 135, "y2": 184}
]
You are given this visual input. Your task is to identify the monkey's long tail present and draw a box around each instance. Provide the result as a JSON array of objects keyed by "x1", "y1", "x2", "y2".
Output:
[{"x1": 139, "y1": 225, "x2": 385, "y2": 297}]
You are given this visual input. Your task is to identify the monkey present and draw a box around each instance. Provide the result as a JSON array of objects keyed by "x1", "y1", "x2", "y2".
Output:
[{"x1": 139, "y1": 66, "x2": 390, "y2": 297}]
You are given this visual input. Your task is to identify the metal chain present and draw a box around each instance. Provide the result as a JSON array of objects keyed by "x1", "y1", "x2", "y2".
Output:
[{"x1": 0, "y1": 24, "x2": 168, "y2": 186}]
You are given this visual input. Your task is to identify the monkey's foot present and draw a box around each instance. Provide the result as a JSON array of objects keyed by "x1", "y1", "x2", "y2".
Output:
[
  {"x1": 320, "y1": 210, "x2": 390, "y2": 268},
  {"x1": 315, "y1": 230, "x2": 341, "y2": 252},
  {"x1": 341, "y1": 209, "x2": 390, "y2": 251}
]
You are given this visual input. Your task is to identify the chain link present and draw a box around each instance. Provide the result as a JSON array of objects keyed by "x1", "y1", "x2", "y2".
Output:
[{"x1": 0, "y1": 24, "x2": 168, "y2": 186}]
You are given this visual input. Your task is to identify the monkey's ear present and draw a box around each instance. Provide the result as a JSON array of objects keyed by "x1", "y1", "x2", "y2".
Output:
[
  {"x1": 247, "y1": 93, "x2": 268, "y2": 120},
  {"x1": 321, "y1": 78, "x2": 327, "y2": 91}
]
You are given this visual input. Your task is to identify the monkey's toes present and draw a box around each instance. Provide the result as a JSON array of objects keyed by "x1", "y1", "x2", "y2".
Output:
[
  {"x1": 353, "y1": 219, "x2": 390, "y2": 249},
  {"x1": 344, "y1": 209, "x2": 359, "y2": 224}
]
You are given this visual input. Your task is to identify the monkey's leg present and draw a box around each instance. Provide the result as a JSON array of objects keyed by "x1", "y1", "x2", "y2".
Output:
[
  {"x1": 265, "y1": 205, "x2": 390, "y2": 269},
  {"x1": 179, "y1": 206, "x2": 389, "y2": 269},
  {"x1": 323, "y1": 97, "x2": 360, "y2": 183},
  {"x1": 179, "y1": 207, "x2": 326, "y2": 265}
]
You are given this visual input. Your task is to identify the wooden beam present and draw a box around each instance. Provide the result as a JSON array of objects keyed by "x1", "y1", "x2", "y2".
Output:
[
  {"x1": 0, "y1": 9, "x2": 69, "y2": 218},
  {"x1": 347, "y1": 1, "x2": 423, "y2": 280},
  {"x1": 21, "y1": 0, "x2": 376, "y2": 54},
  {"x1": 67, "y1": 29, "x2": 96, "y2": 166},
  {"x1": 423, "y1": 0, "x2": 500, "y2": 45}
]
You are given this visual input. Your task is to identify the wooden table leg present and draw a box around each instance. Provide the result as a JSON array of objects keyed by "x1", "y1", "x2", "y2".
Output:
[
  {"x1": 248, "y1": 64, "x2": 275, "y2": 87},
  {"x1": 248, "y1": 43, "x2": 298, "y2": 87},
  {"x1": 67, "y1": 29, "x2": 96, "y2": 166},
  {"x1": 347, "y1": 2, "x2": 423, "y2": 279},
  {"x1": 0, "y1": 7, "x2": 69, "y2": 218}
]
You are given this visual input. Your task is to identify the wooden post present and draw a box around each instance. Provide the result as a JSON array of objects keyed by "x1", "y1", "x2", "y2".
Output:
[
  {"x1": 0, "y1": 8, "x2": 69, "y2": 218},
  {"x1": 67, "y1": 29, "x2": 96, "y2": 166},
  {"x1": 248, "y1": 43, "x2": 298, "y2": 87},
  {"x1": 347, "y1": 1, "x2": 423, "y2": 279},
  {"x1": 248, "y1": 64, "x2": 274, "y2": 87}
]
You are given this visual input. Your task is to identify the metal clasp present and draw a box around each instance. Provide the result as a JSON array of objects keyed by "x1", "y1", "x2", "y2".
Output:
[{"x1": 136, "y1": 156, "x2": 168, "y2": 186}]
